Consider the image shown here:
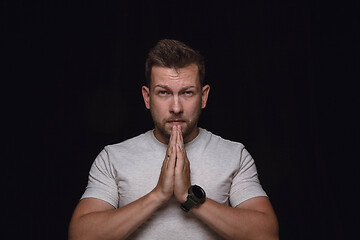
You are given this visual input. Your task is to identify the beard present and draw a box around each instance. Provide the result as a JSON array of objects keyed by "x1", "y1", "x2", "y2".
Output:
[{"x1": 151, "y1": 110, "x2": 202, "y2": 143}]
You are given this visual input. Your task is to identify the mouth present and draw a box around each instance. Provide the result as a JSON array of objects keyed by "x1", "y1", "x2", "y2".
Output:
[{"x1": 167, "y1": 119, "x2": 185, "y2": 125}]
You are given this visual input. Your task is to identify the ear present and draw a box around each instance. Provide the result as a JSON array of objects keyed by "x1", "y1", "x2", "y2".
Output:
[
  {"x1": 142, "y1": 86, "x2": 151, "y2": 109},
  {"x1": 201, "y1": 84, "x2": 210, "y2": 109}
]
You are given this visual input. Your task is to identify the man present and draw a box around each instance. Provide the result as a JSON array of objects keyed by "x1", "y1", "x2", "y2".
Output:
[{"x1": 69, "y1": 39, "x2": 279, "y2": 240}]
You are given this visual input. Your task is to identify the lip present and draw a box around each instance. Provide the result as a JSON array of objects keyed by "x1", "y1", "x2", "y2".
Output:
[{"x1": 167, "y1": 120, "x2": 185, "y2": 125}]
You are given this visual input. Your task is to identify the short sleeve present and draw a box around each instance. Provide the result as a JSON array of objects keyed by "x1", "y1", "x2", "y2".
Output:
[
  {"x1": 80, "y1": 147, "x2": 119, "y2": 208},
  {"x1": 229, "y1": 147, "x2": 267, "y2": 207}
]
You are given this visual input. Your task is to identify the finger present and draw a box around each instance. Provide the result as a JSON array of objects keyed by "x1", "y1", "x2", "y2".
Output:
[
  {"x1": 178, "y1": 125, "x2": 184, "y2": 144},
  {"x1": 177, "y1": 126, "x2": 189, "y2": 167},
  {"x1": 166, "y1": 126, "x2": 175, "y2": 153},
  {"x1": 168, "y1": 144, "x2": 177, "y2": 170},
  {"x1": 170, "y1": 126, "x2": 178, "y2": 149},
  {"x1": 175, "y1": 143, "x2": 185, "y2": 170},
  {"x1": 160, "y1": 144, "x2": 176, "y2": 183},
  {"x1": 177, "y1": 126, "x2": 186, "y2": 155},
  {"x1": 164, "y1": 126, "x2": 176, "y2": 167},
  {"x1": 163, "y1": 146, "x2": 172, "y2": 170}
]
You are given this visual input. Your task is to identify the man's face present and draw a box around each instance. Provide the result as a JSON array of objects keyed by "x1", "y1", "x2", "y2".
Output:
[{"x1": 142, "y1": 64, "x2": 210, "y2": 144}]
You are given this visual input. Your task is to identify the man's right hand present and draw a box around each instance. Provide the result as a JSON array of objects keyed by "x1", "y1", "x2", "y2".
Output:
[
  {"x1": 153, "y1": 126, "x2": 177, "y2": 203},
  {"x1": 69, "y1": 127, "x2": 180, "y2": 240}
]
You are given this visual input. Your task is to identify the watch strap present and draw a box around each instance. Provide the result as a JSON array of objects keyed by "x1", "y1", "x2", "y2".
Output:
[{"x1": 180, "y1": 197, "x2": 198, "y2": 212}]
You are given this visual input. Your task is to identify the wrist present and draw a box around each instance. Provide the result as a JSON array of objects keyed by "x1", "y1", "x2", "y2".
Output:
[
  {"x1": 180, "y1": 185, "x2": 206, "y2": 212},
  {"x1": 174, "y1": 190, "x2": 190, "y2": 204},
  {"x1": 180, "y1": 194, "x2": 188, "y2": 204},
  {"x1": 150, "y1": 188, "x2": 171, "y2": 205}
]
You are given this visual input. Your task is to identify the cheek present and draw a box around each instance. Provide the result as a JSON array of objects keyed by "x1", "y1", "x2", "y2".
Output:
[
  {"x1": 150, "y1": 100, "x2": 168, "y2": 117},
  {"x1": 184, "y1": 99, "x2": 202, "y2": 116}
]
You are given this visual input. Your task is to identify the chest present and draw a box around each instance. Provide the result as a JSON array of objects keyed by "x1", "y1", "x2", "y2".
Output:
[{"x1": 113, "y1": 148, "x2": 239, "y2": 207}]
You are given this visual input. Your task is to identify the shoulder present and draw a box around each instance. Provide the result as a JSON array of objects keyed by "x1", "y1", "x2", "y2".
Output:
[
  {"x1": 89, "y1": 131, "x2": 154, "y2": 168},
  {"x1": 200, "y1": 128, "x2": 245, "y2": 152},
  {"x1": 196, "y1": 128, "x2": 249, "y2": 163},
  {"x1": 104, "y1": 131, "x2": 153, "y2": 153}
]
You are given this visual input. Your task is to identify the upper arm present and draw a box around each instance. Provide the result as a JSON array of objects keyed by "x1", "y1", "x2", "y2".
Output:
[
  {"x1": 82, "y1": 148, "x2": 119, "y2": 208},
  {"x1": 229, "y1": 147, "x2": 268, "y2": 207},
  {"x1": 71, "y1": 198, "x2": 116, "y2": 220},
  {"x1": 236, "y1": 196, "x2": 278, "y2": 233},
  {"x1": 236, "y1": 196, "x2": 276, "y2": 216},
  {"x1": 69, "y1": 198, "x2": 117, "y2": 240},
  {"x1": 232, "y1": 197, "x2": 279, "y2": 240}
]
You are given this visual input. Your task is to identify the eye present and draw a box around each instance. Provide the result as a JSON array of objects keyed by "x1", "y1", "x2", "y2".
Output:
[
  {"x1": 158, "y1": 90, "x2": 169, "y2": 96},
  {"x1": 184, "y1": 91, "x2": 193, "y2": 96}
]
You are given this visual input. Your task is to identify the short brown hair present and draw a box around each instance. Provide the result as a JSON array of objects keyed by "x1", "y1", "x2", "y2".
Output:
[{"x1": 145, "y1": 39, "x2": 205, "y2": 87}]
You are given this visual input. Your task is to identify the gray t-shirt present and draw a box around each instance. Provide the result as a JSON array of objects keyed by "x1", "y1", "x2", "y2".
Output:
[{"x1": 81, "y1": 128, "x2": 267, "y2": 239}]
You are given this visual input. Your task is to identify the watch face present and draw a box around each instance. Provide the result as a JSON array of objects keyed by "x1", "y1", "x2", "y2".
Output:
[{"x1": 192, "y1": 185, "x2": 205, "y2": 198}]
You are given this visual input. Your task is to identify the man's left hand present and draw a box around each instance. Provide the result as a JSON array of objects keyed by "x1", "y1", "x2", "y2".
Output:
[{"x1": 173, "y1": 125, "x2": 191, "y2": 203}]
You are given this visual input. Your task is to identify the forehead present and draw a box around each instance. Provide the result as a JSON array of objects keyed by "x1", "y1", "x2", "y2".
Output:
[{"x1": 150, "y1": 64, "x2": 200, "y2": 89}]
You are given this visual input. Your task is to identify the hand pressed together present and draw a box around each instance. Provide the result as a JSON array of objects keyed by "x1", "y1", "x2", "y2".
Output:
[{"x1": 153, "y1": 125, "x2": 191, "y2": 204}]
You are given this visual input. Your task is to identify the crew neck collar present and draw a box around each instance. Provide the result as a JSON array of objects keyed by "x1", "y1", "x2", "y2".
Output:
[{"x1": 149, "y1": 128, "x2": 204, "y2": 149}]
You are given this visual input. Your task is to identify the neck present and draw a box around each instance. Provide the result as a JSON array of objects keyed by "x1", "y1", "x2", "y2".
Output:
[
  {"x1": 153, "y1": 127, "x2": 199, "y2": 145},
  {"x1": 183, "y1": 127, "x2": 199, "y2": 144}
]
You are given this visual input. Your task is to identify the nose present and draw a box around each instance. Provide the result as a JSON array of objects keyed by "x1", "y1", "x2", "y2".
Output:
[{"x1": 170, "y1": 95, "x2": 183, "y2": 114}]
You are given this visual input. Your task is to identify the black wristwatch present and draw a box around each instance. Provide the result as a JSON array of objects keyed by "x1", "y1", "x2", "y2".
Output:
[{"x1": 180, "y1": 185, "x2": 206, "y2": 212}]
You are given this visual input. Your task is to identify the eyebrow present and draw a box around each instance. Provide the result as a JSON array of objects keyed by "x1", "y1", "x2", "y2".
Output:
[
  {"x1": 154, "y1": 84, "x2": 196, "y2": 92},
  {"x1": 153, "y1": 85, "x2": 196, "y2": 91}
]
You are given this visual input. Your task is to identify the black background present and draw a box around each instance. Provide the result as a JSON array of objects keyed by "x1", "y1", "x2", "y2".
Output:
[{"x1": 2, "y1": 0, "x2": 359, "y2": 239}]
